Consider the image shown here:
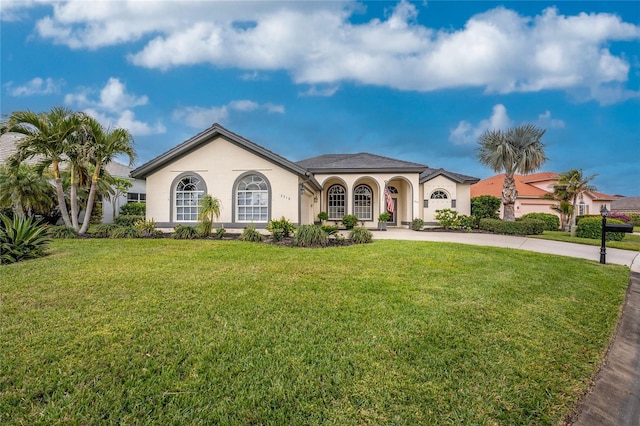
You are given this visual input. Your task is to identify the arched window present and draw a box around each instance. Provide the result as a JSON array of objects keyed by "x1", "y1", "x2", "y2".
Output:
[
  {"x1": 175, "y1": 175, "x2": 205, "y2": 221},
  {"x1": 353, "y1": 184, "x2": 372, "y2": 220},
  {"x1": 387, "y1": 186, "x2": 399, "y2": 194},
  {"x1": 430, "y1": 190, "x2": 448, "y2": 199},
  {"x1": 327, "y1": 184, "x2": 346, "y2": 220},
  {"x1": 236, "y1": 174, "x2": 269, "y2": 222}
]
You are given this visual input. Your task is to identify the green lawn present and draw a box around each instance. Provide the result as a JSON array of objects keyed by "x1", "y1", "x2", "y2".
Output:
[
  {"x1": 0, "y1": 239, "x2": 630, "y2": 425},
  {"x1": 532, "y1": 231, "x2": 640, "y2": 251}
]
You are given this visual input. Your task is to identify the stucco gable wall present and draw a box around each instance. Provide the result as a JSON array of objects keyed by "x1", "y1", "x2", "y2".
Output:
[
  {"x1": 421, "y1": 175, "x2": 472, "y2": 223},
  {"x1": 145, "y1": 136, "x2": 300, "y2": 226}
]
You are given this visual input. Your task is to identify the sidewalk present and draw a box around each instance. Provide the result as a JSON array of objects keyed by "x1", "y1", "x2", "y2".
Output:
[{"x1": 372, "y1": 228, "x2": 640, "y2": 425}]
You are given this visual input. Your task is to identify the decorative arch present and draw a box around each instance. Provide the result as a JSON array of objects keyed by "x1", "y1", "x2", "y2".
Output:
[
  {"x1": 430, "y1": 189, "x2": 449, "y2": 199},
  {"x1": 232, "y1": 171, "x2": 272, "y2": 223},
  {"x1": 171, "y1": 172, "x2": 207, "y2": 223}
]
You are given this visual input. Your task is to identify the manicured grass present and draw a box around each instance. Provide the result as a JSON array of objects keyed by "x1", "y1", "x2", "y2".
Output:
[
  {"x1": 0, "y1": 239, "x2": 630, "y2": 424},
  {"x1": 532, "y1": 231, "x2": 640, "y2": 251}
]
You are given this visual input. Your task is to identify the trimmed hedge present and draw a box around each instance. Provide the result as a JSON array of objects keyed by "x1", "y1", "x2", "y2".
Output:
[
  {"x1": 576, "y1": 217, "x2": 625, "y2": 241},
  {"x1": 520, "y1": 213, "x2": 560, "y2": 231},
  {"x1": 120, "y1": 202, "x2": 146, "y2": 216},
  {"x1": 479, "y1": 219, "x2": 545, "y2": 236},
  {"x1": 114, "y1": 215, "x2": 145, "y2": 227}
]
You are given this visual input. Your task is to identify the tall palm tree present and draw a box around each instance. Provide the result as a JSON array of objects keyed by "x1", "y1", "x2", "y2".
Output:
[
  {"x1": 1, "y1": 107, "x2": 79, "y2": 227},
  {"x1": 477, "y1": 124, "x2": 547, "y2": 221},
  {"x1": 553, "y1": 169, "x2": 597, "y2": 230},
  {"x1": 78, "y1": 116, "x2": 135, "y2": 235},
  {"x1": 198, "y1": 194, "x2": 222, "y2": 236},
  {"x1": 0, "y1": 164, "x2": 56, "y2": 218}
]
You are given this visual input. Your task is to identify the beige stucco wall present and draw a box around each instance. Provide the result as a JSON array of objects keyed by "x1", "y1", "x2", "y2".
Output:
[
  {"x1": 421, "y1": 175, "x2": 472, "y2": 223},
  {"x1": 145, "y1": 136, "x2": 302, "y2": 227}
]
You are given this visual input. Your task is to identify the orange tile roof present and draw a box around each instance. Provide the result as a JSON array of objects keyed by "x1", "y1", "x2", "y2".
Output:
[{"x1": 471, "y1": 173, "x2": 557, "y2": 198}]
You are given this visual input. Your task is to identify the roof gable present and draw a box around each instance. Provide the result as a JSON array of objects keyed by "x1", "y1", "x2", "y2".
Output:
[
  {"x1": 420, "y1": 167, "x2": 480, "y2": 184},
  {"x1": 131, "y1": 123, "x2": 309, "y2": 179}
]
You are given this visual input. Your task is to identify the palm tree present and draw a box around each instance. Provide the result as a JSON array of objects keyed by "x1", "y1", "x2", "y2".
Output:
[
  {"x1": 477, "y1": 124, "x2": 547, "y2": 221},
  {"x1": 553, "y1": 169, "x2": 597, "y2": 230},
  {"x1": 0, "y1": 164, "x2": 56, "y2": 218},
  {"x1": 198, "y1": 194, "x2": 222, "y2": 236},
  {"x1": 78, "y1": 116, "x2": 135, "y2": 234},
  {"x1": 1, "y1": 107, "x2": 80, "y2": 227},
  {"x1": 550, "y1": 200, "x2": 573, "y2": 232}
]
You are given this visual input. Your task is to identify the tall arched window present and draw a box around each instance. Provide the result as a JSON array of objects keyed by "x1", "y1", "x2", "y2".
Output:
[
  {"x1": 353, "y1": 184, "x2": 372, "y2": 220},
  {"x1": 175, "y1": 175, "x2": 205, "y2": 221},
  {"x1": 430, "y1": 190, "x2": 448, "y2": 199},
  {"x1": 236, "y1": 174, "x2": 269, "y2": 222},
  {"x1": 327, "y1": 184, "x2": 345, "y2": 220}
]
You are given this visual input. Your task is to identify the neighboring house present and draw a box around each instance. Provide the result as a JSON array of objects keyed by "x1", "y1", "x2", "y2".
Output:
[
  {"x1": 0, "y1": 132, "x2": 145, "y2": 223},
  {"x1": 611, "y1": 197, "x2": 640, "y2": 215},
  {"x1": 130, "y1": 123, "x2": 479, "y2": 229},
  {"x1": 471, "y1": 172, "x2": 619, "y2": 218}
]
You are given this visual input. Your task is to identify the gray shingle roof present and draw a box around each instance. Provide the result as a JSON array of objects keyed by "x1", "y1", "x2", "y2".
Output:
[
  {"x1": 612, "y1": 196, "x2": 640, "y2": 211},
  {"x1": 296, "y1": 153, "x2": 427, "y2": 173},
  {"x1": 420, "y1": 167, "x2": 480, "y2": 184}
]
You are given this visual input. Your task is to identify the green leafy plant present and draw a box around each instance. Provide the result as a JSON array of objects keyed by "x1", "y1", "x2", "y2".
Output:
[
  {"x1": 114, "y1": 214, "x2": 144, "y2": 227},
  {"x1": 411, "y1": 218, "x2": 424, "y2": 231},
  {"x1": 0, "y1": 214, "x2": 51, "y2": 264},
  {"x1": 378, "y1": 212, "x2": 391, "y2": 222},
  {"x1": 110, "y1": 226, "x2": 141, "y2": 239},
  {"x1": 120, "y1": 202, "x2": 146, "y2": 216},
  {"x1": 341, "y1": 214, "x2": 359, "y2": 229},
  {"x1": 521, "y1": 213, "x2": 560, "y2": 231},
  {"x1": 48, "y1": 225, "x2": 79, "y2": 239},
  {"x1": 293, "y1": 224, "x2": 328, "y2": 247},
  {"x1": 90, "y1": 223, "x2": 120, "y2": 238},
  {"x1": 577, "y1": 217, "x2": 625, "y2": 241},
  {"x1": 266, "y1": 217, "x2": 295, "y2": 241},
  {"x1": 135, "y1": 219, "x2": 159, "y2": 238},
  {"x1": 435, "y1": 209, "x2": 461, "y2": 229},
  {"x1": 317, "y1": 211, "x2": 329, "y2": 222},
  {"x1": 479, "y1": 219, "x2": 545, "y2": 236},
  {"x1": 321, "y1": 225, "x2": 339, "y2": 236},
  {"x1": 198, "y1": 194, "x2": 221, "y2": 236},
  {"x1": 349, "y1": 226, "x2": 373, "y2": 244},
  {"x1": 240, "y1": 224, "x2": 263, "y2": 242},
  {"x1": 471, "y1": 196, "x2": 501, "y2": 221},
  {"x1": 214, "y1": 227, "x2": 226, "y2": 240},
  {"x1": 172, "y1": 224, "x2": 200, "y2": 240}
]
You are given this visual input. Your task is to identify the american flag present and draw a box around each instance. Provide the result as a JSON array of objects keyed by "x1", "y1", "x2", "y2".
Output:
[{"x1": 384, "y1": 185, "x2": 394, "y2": 213}]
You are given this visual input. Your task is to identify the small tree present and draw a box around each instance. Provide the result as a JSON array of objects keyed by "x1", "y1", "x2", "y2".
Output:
[
  {"x1": 198, "y1": 194, "x2": 221, "y2": 236},
  {"x1": 108, "y1": 178, "x2": 133, "y2": 220}
]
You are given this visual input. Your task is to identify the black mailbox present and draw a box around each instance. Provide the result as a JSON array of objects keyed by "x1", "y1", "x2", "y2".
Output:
[{"x1": 604, "y1": 223, "x2": 634, "y2": 233}]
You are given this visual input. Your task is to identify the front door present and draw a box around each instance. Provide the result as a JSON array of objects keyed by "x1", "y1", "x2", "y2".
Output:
[{"x1": 388, "y1": 199, "x2": 397, "y2": 226}]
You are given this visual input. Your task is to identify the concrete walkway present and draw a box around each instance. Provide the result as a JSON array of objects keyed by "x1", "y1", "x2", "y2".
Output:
[{"x1": 372, "y1": 229, "x2": 640, "y2": 425}]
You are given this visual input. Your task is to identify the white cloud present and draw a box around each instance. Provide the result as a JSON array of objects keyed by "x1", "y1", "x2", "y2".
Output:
[
  {"x1": 5, "y1": 77, "x2": 63, "y2": 96},
  {"x1": 174, "y1": 100, "x2": 286, "y2": 129},
  {"x1": 26, "y1": 1, "x2": 640, "y2": 103},
  {"x1": 65, "y1": 78, "x2": 164, "y2": 136},
  {"x1": 299, "y1": 85, "x2": 340, "y2": 97},
  {"x1": 537, "y1": 111, "x2": 565, "y2": 129},
  {"x1": 449, "y1": 104, "x2": 513, "y2": 145}
]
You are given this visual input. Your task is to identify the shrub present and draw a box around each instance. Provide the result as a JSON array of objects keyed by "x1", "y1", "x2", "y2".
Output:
[
  {"x1": 90, "y1": 223, "x2": 120, "y2": 238},
  {"x1": 135, "y1": 219, "x2": 158, "y2": 238},
  {"x1": 629, "y1": 213, "x2": 640, "y2": 227},
  {"x1": 240, "y1": 224, "x2": 263, "y2": 242},
  {"x1": 341, "y1": 214, "x2": 359, "y2": 229},
  {"x1": 114, "y1": 215, "x2": 144, "y2": 227},
  {"x1": 293, "y1": 224, "x2": 328, "y2": 247},
  {"x1": 378, "y1": 212, "x2": 391, "y2": 222},
  {"x1": 435, "y1": 209, "x2": 460, "y2": 229},
  {"x1": 411, "y1": 218, "x2": 424, "y2": 231},
  {"x1": 321, "y1": 225, "x2": 339, "y2": 236},
  {"x1": 609, "y1": 212, "x2": 630, "y2": 223},
  {"x1": 459, "y1": 215, "x2": 476, "y2": 231},
  {"x1": 479, "y1": 219, "x2": 545, "y2": 235},
  {"x1": 172, "y1": 224, "x2": 200, "y2": 240},
  {"x1": 89, "y1": 201, "x2": 103, "y2": 224},
  {"x1": 48, "y1": 225, "x2": 78, "y2": 239},
  {"x1": 110, "y1": 226, "x2": 141, "y2": 239},
  {"x1": 349, "y1": 226, "x2": 373, "y2": 244},
  {"x1": 471, "y1": 196, "x2": 501, "y2": 221},
  {"x1": 120, "y1": 202, "x2": 146, "y2": 216},
  {"x1": 576, "y1": 217, "x2": 625, "y2": 241},
  {"x1": 214, "y1": 228, "x2": 226, "y2": 240},
  {"x1": 333, "y1": 233, "x2": 346, "y2": 245},
  {"x1": 317, "y1": 211, "x2": 329, "y2": 222},
  {"x1": 520, "y1": 213, "x2": 560, "y2": 231},
  {"x1": 267, "y1": 217, "x2": 296, "y2": 240},
  {"x1": 0, "y1": 214, "x2": 51, "y2": 265}
]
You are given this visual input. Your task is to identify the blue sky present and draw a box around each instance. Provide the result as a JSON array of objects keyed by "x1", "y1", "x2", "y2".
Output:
[{"x1": 2, "y1": 0, "x2": 639, "y2": 196}]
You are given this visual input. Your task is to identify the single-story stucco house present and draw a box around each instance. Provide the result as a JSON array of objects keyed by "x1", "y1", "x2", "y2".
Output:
[{"x1": 130, "y1": 124, "x2": 479, "y2": 229}]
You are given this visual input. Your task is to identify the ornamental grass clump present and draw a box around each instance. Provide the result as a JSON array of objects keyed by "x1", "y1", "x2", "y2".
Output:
[
  {"x1": 267, "y1": 217, "x2": 295, "y2": 241},
  {"x1": 293, "y1": 224, "x2": 328, "y2": 247},
  {"x1": 240, "y1": 224, "x2": 263, "y2": 242},
  {"x1": 349, "y1": 226, "x2": 373, "y2": 244},
  {"x1": 172, "y1": 224, "x2": 200, "y2": 240},
  {"x1": 90, "y1": 223, "x2": 120, "y2": 238},
  {"x1": 48, "y1": 225, "x2": 79, "y2": 239},
  {"x1": 0, "y1": 214, "x2": 51, "y2": 264}
]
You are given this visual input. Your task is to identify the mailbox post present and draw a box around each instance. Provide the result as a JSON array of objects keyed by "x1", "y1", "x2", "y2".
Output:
[
  {"x1": 600, "y1": 205, "x2": 608, "y2": 264},
  {"x1": 599, "y1": 205, "x2": 634, "y2": 264}
]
